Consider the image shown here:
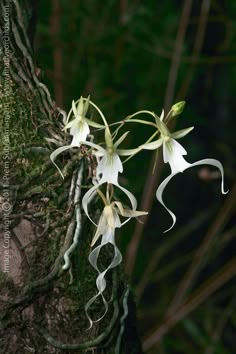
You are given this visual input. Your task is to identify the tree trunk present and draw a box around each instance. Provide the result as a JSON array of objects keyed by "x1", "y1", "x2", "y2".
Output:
[{"x1": 0, "y1": 1, "x2": 143, "y2": 353}]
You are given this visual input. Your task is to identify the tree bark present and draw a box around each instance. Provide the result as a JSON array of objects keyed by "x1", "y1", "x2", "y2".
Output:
[{"x1": 0, "y1": 1, "x2": 143, "y2": 353}]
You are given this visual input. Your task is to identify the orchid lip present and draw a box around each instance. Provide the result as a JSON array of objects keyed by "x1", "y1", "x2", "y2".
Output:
[{"x1": 156, "y1": 144, "x2": 228, "y2": 232}]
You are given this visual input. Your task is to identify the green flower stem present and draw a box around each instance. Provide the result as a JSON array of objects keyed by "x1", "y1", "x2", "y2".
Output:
[{"x1": 124, "y1": 118, "x2": 157, "y2": 128}]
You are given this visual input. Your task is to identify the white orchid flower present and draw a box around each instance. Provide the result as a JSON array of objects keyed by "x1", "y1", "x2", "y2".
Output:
[
  {"x1": 50, "y1": 96, "x2": 142, "y2": 182},
  {"x1": 81, "y1": 127, "x2": 143, "y2": 224},
  {"x1": 64, "y1": 96, "x2": 106, "y2": 146},
  {"x1": 64, "y1": 98, "x2": 90, "y2": 146},
  {"x1": 158, "y1": 137, "x2": 228, "y2": 232},
  {"x1": 50, "y1": 97, "x2": 105, "y2": 178},
  {"x1": 85, "y1": 200, "x2": 147, "y2": 327},
  {"x1": 140, "y1": 105, "x2": 228, "y2": 232}
]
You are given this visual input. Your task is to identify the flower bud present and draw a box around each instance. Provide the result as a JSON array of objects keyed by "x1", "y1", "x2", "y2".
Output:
[{"x1": 171, "y1": 101, "x2": 185, "y2": 117}]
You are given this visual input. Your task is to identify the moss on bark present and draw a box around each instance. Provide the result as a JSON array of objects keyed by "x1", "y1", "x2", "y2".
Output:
[{"x1": 0, "y1": 1, "x2": 143, "y2": 353}]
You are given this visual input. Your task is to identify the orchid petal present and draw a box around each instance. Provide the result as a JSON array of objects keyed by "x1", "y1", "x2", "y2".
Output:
[
  {"x1": 114, "y1": 131, "x2": 130, "y2": 148},
  {"x1": 64, "y1": 119, "x2": 74, "y2": 130},
  {"x1": 85, "y1": 118, "x2": 105, "y2": 129},
  {"x1": 116, "y1": 147, "x2": 142, "y2": 156},
  {"x1": 120, "y1": 209, "x2": 148, "y2": 218},
  {"x1": 72, "y1": 100, "x2": 79, "y2": 118},
  {"x1": 172, "y1": 127, "x2": 194, "y2": 140},
  {"x1": 76, "y1": 96, "x2": 84, "y2": 116},
  {"x1": 141, "y1": 138, "x2": 163, "y2": 150},
  {"x1": 83, "y1": 95, "x2": 90, "y2": 114},
  {"x1": 114, "y1": 201, "x2": 148, "y2": 218},
  {"x1": 154, "y1": 114, "x2": 170, "y2": 135},
  {"x1": 79, "y1": 98, "x2": 84, "y2": 115},
  {"x1": 113, "y1": 183, "x2": 138, "y2": 227},
  {"x1": 160, "y1": 109, "x2": 165, "y2": 121},
  {"x1": 106, "y1": 205, "x2": 122, "y2": 229}
]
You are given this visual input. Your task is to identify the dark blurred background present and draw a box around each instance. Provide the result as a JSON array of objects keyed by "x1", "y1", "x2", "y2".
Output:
[{"x1": 35, "y1": 1, "x2": 236, "y2": 353}]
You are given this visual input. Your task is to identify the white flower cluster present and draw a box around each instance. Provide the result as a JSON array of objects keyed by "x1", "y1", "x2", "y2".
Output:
[{"x1": 50, "y1": 97, "x2": 228, "y2": 326}]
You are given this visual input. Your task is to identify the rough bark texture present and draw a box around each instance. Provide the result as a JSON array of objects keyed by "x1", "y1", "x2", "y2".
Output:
[{"x1": 0, "y1": 1, "x2": 143, "y2": 353}]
